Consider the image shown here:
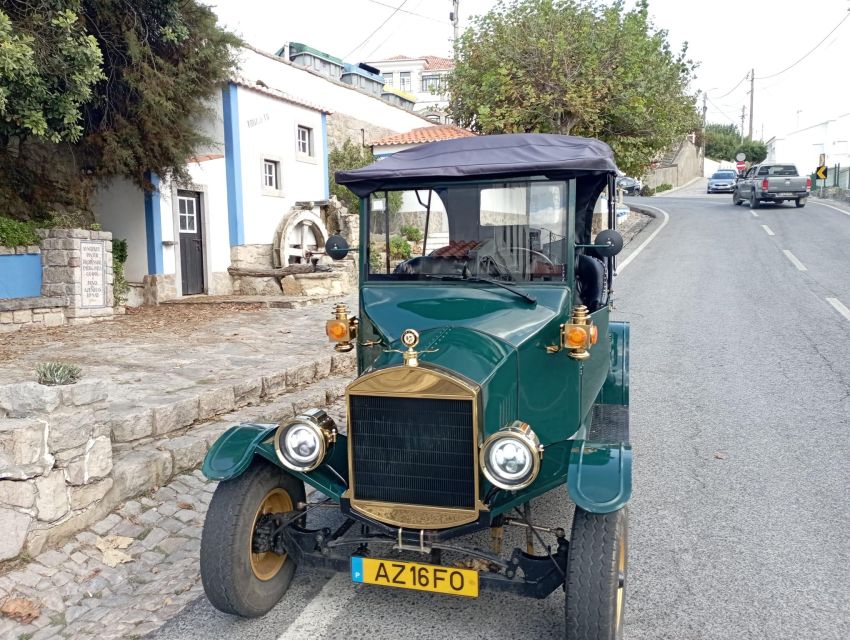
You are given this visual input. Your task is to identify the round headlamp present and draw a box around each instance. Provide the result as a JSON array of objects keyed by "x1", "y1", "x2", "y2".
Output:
[
  {"x1": 274, "y1": 409, "x2": 336, "y2": 472},
  {"x1": 480, "y1": 422, "x2": 543, "y2": 490}
]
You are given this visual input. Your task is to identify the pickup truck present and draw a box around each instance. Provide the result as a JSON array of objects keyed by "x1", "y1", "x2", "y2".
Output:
[{"x1": 733, "y1": 163, "x2": 811, "y2": 209}]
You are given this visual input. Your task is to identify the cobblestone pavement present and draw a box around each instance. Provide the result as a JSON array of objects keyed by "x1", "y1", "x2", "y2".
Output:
[{"x1": 0, "y1": 397, "x2": 345, "y2": 640}]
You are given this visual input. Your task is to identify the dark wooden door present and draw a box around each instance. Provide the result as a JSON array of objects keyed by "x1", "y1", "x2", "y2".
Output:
[{"x1": 178, "y1": 191, "x2": 204, "y2": 295}]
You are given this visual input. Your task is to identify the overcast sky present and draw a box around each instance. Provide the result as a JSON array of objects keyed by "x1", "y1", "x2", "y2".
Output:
[{"x1": 211, "y1": 0, "x2": 849, "y2": 146}]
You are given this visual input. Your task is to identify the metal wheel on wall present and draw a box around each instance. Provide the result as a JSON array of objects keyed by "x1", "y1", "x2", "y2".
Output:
[{"x1": 272, "y1": 209, "x2": 330, "y2": 268}]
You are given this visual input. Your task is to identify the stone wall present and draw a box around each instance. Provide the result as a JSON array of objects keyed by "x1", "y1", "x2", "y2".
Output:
[
  {"x1": 0, "y1": 229, "x2": 116, "y2": 332},
  {"x1": 0, "y1": 351, "x2": 356, "y2": 562},
  {"x1": 327, "y1": 113, "x2": 397, "y2": 151},
  {"x1": 645, "y1": 139, "x2": 703, "y2": 189}
]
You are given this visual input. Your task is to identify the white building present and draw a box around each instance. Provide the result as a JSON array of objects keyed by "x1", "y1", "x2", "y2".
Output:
[
  {"x1": 365, "y1": 55, "x2": 454, "y2": 123},
  {"x1": 766, "y1": 113, "x2": 850, "y2": 187},
  {"x1": 93, "y1": 46, "x2": 430, "y2": 305}
]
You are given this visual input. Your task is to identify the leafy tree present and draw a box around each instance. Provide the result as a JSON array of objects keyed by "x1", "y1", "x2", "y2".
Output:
[
  {"x1": 329, "y1": 139, "x2": 402, "y2": 215},
  {"x1": 447, "y1": 0, "x2": 700, "y2": 177},
  {"x1": 0, "y1": 0, "x2": 239, "y2": 220},
  {"x1": 735, "y1": 139, "x2": 767, "y2": 165},
  {"x1": 704, "y1": 123, "x2": 767, "y2": 164}
]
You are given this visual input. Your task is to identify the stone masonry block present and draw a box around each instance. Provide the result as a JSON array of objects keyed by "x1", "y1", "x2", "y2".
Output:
[
  {"x1": 160, "y1": 435, "x2": 208, "y2": 474},
  {"x1": 35, "y1": 470, "x2": 70, "y2": 522},
  {"x1": 0, "y1": 311, "x2": 13, "y2": 324},
  {"x1": 198, "y1": 388, "x2": 236, "y2": 421},
  {"x1": 331, "y1": 351, "x2": 357, "y2": 373},
  {"x1": 0, "y1": 418, "x2": 51, "y2": 479},
  {"x1": 109, "y1": 449, "x2": 173, "y2": 503},
  {"x1": 68, "y1": 477, "x2": 113, "y2": 511},
  {"x1": 0, "y1": 507, "x2": 31, "y2": 561},
  {"x1": 0, "y1": 479, "x2": 36, "y2": 508},
  {"x1": 234, "y1": 378, "x2": 262, "y2": 407},
  {"x1": 286, "y1": 363, "x2": 317, "y2": 389},
  {"x1": 110, "y1": 406, "x2": 154, "y2": 443},
  {"x1": 315, "y1": 354, "x2": 334, "y2": 380},
  {"x1": 261, "y1": 371, "x2": 288, "y2": 398},
  {"x1": 65, "y1": 436, "x2": 112, "y2": 485},
  {"x1": 60, "y1": 379, "x2": 108, "y2": 407},
  {"x1": 152, "y1": 397, "x2": 199, "y2": 435},
  {"x1": 12, "y1": 309, "x2": 32, "y2": 323},
  {"x1": 46, "y1": 250, "x2": 70, "y2": 266},
  {"x1": 48, "y1": 408, "x2": 96, "y2": 452},
  {"x1": 0, "y1": 382, "x2": 62, "y2": 417}
]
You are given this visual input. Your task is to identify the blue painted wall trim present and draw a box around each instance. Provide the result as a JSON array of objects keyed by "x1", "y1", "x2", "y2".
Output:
[
  {"x1": 143, "y1": 172, "x2": 164, "y2": 275},
  {"x1": 223, "y1": 83, "x2": 245, "y2": 247},
  {"x1": 0, "y1": 254, "x2": 42, "y2": 299},
  {"x1": 321, "y1": 112, "x2": 330, "y2": 199}
]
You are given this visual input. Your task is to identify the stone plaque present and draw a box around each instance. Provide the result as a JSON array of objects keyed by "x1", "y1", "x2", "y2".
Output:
[{"x1": 80, "y1": 240, "x2": 106, "y2": 308}]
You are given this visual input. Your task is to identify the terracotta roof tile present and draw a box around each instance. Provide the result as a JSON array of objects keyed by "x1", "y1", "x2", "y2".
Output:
[
  {"x1": 187, "y1": 153, "x2": 224, "y2": 163},
  {"x1": 423, "y1": 56, "x2": 453, "y2": 71},
  {"x1": 373, "y1": 125, "x2": 475, "y2": 146}
]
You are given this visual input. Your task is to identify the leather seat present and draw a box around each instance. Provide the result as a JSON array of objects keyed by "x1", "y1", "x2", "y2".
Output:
[{"x1": 575, "y1": 254, "x2": 606, "y2": 312}]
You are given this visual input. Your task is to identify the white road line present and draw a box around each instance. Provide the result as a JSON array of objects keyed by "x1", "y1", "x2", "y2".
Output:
[
  {"x1": 826, "y1": 297, "x2": 850, "y2": 322},
  {"x1": 751, "y1": 211, "x2": 759, "y2": 218},
  {"x1": 812, "y1": 201, "x2": 850, "y2": 217},
  {"x1": 782, "y1": 250, "x2": 807, "y2": 271},
  {"x1": 761, "y1": 225, "x2": 775, "y2": 236},
  {"x1": 277, "y1": 574, "x2": 357, "y2": 640},
  {"x1": 617, "y1": 204, "x2": 670, "y2": 274}
]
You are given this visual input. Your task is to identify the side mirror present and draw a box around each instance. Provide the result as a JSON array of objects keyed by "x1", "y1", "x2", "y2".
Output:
[
  {"x1": 325, "y1": 235, "x2": 350, "y2": 260},
  {"x1": 591, "y1": 229, "x2": 624, "y2": 257}
]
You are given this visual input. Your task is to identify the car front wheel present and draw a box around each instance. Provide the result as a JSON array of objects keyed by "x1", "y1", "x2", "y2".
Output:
[
  {"x1": 749, "y1": 193, "x2": 760, "y2": 209},
  {"x1": 564, "y1": 507, "x2": 628, "y2": 640},
  {"x1": 200, "y1": 460, "x2": 305, "y2": 617},
  {"x1": 732, "y1": 191, "x2": 742, "y2": 206}
]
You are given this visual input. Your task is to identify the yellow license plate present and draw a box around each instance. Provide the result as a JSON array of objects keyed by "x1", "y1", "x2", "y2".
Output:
[{"x1": 351, "y1": 557, "x2": 479, "y2": 598}]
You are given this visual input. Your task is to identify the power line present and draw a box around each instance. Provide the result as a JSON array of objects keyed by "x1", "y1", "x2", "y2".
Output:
[
  {"x1": 705, "y1": 95, "x2": 739, "y2": 127},
  {"x1": 364, "y1": 0, "x2": 426, "y2": 58},
  {"x1": 711, "y1": 72, "x2": 749, "y2": 99},
  {"x1": 364, "y1": 0, "x2": 449, "y2": 24},
  {"x1": 345, "y1": 0, "x2": 411, "y2": 59},
  {"x1": 755, "y1": 12, "x2": 849, "y2": 80}
]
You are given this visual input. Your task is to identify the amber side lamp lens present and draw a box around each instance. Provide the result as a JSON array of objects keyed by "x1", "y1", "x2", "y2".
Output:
[
  {"x1": 589, "y1": 325, "x2": 598, "y2": 345},
  {"x1": 566, "y1": 327, "x2": 587, "y2": 348},
  {"x1": 326, "y1": 321, "x2": 348, "y2": 340}
]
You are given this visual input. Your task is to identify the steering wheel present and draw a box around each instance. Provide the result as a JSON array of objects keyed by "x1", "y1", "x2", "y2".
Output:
[
  {"x1": 511, "y1": 247, "x2": 556, "y2": 268},
  {"x1": 476, "y1": 255, "x2": 513, "y2": 280}
]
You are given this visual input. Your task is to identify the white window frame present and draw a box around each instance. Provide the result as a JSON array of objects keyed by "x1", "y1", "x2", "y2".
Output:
[
  {"x1": 178, "y1": 195, "x2": 198, "y2": 233},
  {"x1": 384, "y1": 72, "x2": 394, "y2": 86},
  {"x1": 296, "y1": 125, "x2": 317, "y2": 163},
  {"x1": 399, "y1": 71, "x2": 412, "y2": 92},
  {"x1": 263, "y1": 159, "x2": 279, "y2": 190},
  {"x1": 261, "y1": 154, "x2": 284, "y2": 196}
]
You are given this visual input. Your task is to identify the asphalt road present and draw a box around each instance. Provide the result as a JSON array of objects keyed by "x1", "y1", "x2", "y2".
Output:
[{"x1": 152, "y1": 184, "x2": 850, "y2": 640}]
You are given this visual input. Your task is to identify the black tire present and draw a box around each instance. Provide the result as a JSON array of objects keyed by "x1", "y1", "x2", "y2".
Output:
[
  {"x1": 749, "y1": 192, "x2": 760, "y2": 209},
  {"x1": 565, "y1": 508, "x2": 628, "y2": 640},
  {"x1": 732, "y1": 190, "x2": 742, "y2": 206},
  {"x1": 200, "y1": 460, "x2": 305, "y2": 617},
  {"x1": 796, "y1": 198, "x2": 806, "y2": 208}
]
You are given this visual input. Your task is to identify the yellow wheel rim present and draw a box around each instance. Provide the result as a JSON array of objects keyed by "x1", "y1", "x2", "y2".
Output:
[
  {"x1": 615, "y1": 529, "x2": 626, "y2": 634},
  {"x1": 250, "y1": 488, "x2": 292, "y2": 581}
]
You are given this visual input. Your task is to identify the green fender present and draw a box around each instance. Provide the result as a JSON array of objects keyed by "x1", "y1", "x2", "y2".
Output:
[
  {"x1": 597, "y1": 320, "x2": 629, "y2": 406},
  {"x1": 566, "y1": 440, "x2": 632, "y2": 513},
  {"x1": 202, "y1": 423, "x2": 278, "y2": 481}
]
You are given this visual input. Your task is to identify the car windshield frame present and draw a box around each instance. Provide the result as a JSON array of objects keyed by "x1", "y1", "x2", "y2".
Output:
[{"x1": 364, "y1": 177, "x2": 576, "y2": 286}]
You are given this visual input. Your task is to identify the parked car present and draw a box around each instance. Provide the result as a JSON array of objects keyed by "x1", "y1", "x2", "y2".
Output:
[
  {"x1": 706, "y1": 170, "x2": 737, "y2": 194},
  {"x1": 617, "y1": 176, "x2": 641, "y2": 195},
  {"x1": 733, "y1": 163, "x2": 811, "y2": 208},
  {"x1": 199, "y1": 133, "x2": 632, "y2": 639}
]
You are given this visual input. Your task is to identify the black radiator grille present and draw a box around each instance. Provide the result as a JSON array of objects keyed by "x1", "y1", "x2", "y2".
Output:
[{"x1": 349, "y1": 395, "x2": 475, "y2": 509}]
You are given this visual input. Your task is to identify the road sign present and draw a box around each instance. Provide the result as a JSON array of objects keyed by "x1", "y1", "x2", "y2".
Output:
[
  {"x1": 736, "y1": 160, "x2": 746, "y2": 172},
  {"x1": 735, "y1": 152, "x2": 746, "y2": 162},
  {"x1": 816, "y1": 165, "x2": 828, "y2": 180}
]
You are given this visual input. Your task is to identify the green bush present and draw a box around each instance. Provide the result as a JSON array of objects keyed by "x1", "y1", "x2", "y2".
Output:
[
  {"x1": 639, "y1": 185, "x2": 655, "y2": 197},
  {"x1": 400, "y1": 225, "x2": 423, "y2": 243},
  {"x1": 655, "y1": 183, "x2": 673, "y2": 193},
  {"x1": 389, "y1": 236, "x2": 411, "y2": 260},
  {"x1": 0, "y1": 217, "x2": 40, "y2": 246},
  {"x1": 368, "y1": 244, "x2": 383, "y2": 272},
  {"x1": 112, "y1": 238, "x2": 129, "y2": 306}
]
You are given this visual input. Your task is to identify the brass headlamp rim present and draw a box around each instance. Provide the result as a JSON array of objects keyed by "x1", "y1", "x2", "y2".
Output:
[
  {"x1": 479, "y1": 421, "x2": 543, "y2": 491},
  {"x1": 273, "y1": 409, "x2": 337, "y2": 473}
]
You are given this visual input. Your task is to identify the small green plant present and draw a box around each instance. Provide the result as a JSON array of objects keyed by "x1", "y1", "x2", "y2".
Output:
[
  {"x1": 90, "y1": 223, "x2": 102, "y2": 231},
  {"x1": 400, "y1": 224, "x2": 423, "y2": 243},
  {"x1": 36, "y1": 362, "x2": 82, "y2": 386},
  {"x1": 112, "y1": 238, "x2": 129, "y2": 306},
  {"x1": 0, "y1": 217, "x2": 40, "y2": 247},
  {"x1": 368, "y1": 244, "x2": 383, "y2": 272},
  {"x1": 389, "y1": 235, "x2": 411, "y2": 260},
  {"x1": 655, "y1": 183, "x2": 673, "y2": 193},
  {"x1": 639, "y1": 185, "x2": 656, "y2": 197}
]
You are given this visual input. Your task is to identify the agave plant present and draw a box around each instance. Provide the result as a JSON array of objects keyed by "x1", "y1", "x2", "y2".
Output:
[{"x1": 36, "y1": 362, "x2": 82, "y2": 386}]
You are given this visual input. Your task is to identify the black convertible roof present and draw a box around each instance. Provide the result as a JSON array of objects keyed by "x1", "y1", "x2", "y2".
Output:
[{"x1": 335, "y1": 133, "x2": 619, "y2": 196}]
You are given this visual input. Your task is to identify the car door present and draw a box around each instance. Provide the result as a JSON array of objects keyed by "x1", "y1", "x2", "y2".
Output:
[{"x1": 742, "y1": 167, "x2": 756, "y2": 196}]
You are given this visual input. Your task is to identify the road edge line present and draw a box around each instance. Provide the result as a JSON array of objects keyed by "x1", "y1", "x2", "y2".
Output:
[
  {"x1": 826, "y1": 297, "x2": 850, "y2": 322},
  {"x1": 616, "y1": 203, "x2": 670, "y2": 274},
  {"x1": 812, "y1": 201, "x2": 850, "y2": 217}
]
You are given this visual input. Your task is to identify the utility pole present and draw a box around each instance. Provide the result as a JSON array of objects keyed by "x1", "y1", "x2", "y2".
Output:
[
  {"x1": 740, "y1": 106, "x2": 746, "y2": 144},
  {"x1": 747, "y1": 68, "x2": 754, "y2": 141},
  {"x1": 701, "y1": 92, "x2": 707, "y2": 174},
  {"x1": 450, "y1": 0, "x2": 460, "y2": 43}
]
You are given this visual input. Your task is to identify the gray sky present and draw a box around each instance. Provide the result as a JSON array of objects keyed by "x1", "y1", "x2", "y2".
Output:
[{"x1": 211, "y1": 0, "x2": 849, "y2": 144}]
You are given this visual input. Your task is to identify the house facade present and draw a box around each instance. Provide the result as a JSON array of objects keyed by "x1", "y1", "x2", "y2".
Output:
[
  {"x1": 93, "y1": 46, "x2": 430, "y2": 305},
  {"x1": 365, "y1": 55, "x2": 454, "y2": 123},
  {"x1": 766, "y1": 113, "x2": 850, "y2": 187}
]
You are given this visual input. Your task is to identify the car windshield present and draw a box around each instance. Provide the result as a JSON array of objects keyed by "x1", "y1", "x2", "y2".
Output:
[
  {"x1": 766, "y1": 165, "x2": 798, "y2": 176},
  {"x1": 712, "y1": 171, "x2": 736, "y2": 179},
  {"x1": 366, "y1": 180, "x2": 573, "y2": 283}
]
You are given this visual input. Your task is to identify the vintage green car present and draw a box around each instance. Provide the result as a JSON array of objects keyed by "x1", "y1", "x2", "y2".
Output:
[{"x1": 199, "y1": 133, "x2": 631, "y2": 638}]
